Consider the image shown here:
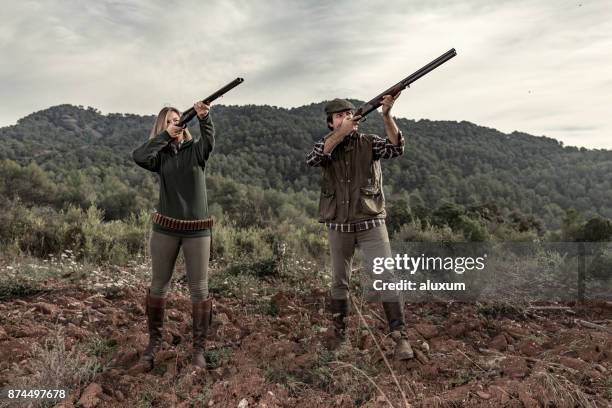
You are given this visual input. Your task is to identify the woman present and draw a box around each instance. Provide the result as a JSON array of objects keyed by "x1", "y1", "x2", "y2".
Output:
[{"x1": 131, "y1": 101, "x2": 214, "y2": 371}]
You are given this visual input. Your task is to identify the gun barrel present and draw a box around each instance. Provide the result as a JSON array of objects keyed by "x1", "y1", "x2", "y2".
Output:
[
  {"x1": 355, "y1": 49, "x2": 456, "y2": 118},
  {"x1": 400, "y1": 48, "x2": 456, "y2": 87},
  {"x1": 178, "y1": 77, "x2": 244, "y2": 127}
]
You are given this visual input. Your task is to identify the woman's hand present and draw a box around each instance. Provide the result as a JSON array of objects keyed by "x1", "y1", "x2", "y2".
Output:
[
  {"x1": 194, "y1": 101, "x2": 211, "y2": 119},
  {"x1": 166, "y1": 124, "x2": 183, "y2": 138}
]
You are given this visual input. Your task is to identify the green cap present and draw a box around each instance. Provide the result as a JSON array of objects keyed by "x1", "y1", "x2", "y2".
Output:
[{"x1": 324, "y1": 98, "x2": 355, "y2": 115}]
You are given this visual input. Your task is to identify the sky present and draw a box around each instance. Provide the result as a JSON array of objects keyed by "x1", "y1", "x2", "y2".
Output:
[{"x1": 1, "y1": 0, "x2": 611, "y2": 149}]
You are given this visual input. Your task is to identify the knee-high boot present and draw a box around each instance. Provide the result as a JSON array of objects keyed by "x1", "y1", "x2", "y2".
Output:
[
  {"x1": 131, "y1": 289, "x2": 166, "y2": 373},
  {"x1": 192, "y1": 297, "x2": 213, "y2": 368}
]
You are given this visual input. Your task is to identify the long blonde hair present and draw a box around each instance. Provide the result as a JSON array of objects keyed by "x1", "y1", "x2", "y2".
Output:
[{"x1": 149, "y1": 106, "x2": 193, "y2": 141}]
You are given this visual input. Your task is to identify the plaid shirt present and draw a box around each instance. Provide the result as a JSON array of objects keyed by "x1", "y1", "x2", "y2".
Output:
[{"x1": 306, "y1": 130, "x2": 404, "y2": 167}]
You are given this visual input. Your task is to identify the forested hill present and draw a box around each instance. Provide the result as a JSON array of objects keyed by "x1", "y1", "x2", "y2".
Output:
[{"x1": 1, "y1": 103, "x2": 611, "y2": 228}]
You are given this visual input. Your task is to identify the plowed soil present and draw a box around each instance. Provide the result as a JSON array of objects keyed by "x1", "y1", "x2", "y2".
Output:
[{"x1": 0, "y1": 267, "x2": 610, "y2": 408}]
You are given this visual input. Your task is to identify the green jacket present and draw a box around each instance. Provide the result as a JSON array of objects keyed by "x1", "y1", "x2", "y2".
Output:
[
  {"x1": 132, "y1": 115, "x2": 214, "y2": 237},
  {"x1": 319, "y1": 132, "x2": 386, "y2": 223}
]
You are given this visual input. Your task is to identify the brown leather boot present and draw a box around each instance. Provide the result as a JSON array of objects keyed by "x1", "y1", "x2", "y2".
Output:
[
  {"x1": 131, "y1": 289, "x2": 166, "y2": 373},
  {"x1": 192, "y1": 297, "x2": 213, "y2": 369},
  {"x1": 383, "y1": 302, "x2": 414, "y2": 360},
  {"x1": 330, "y1": 298, "x2": 349, "y2": 340}
]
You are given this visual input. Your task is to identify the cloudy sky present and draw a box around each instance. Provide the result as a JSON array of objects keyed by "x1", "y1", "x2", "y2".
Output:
[{"x1": 1, "y1": 0, "x2": 610, "y2": 148}]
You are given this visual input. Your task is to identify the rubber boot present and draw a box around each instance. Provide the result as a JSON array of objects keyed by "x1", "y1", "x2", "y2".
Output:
[
  {"x1": 192, "y1": 297, "x2": 213, "y2": 369},
  {"x1": 131, "y1": 289, "x2": 166, "y2": 373},
  {"x1": 330, "y1": 298, "x2": 349, "y2": 340},
  {"x1": 383, "y1": 302, "x2": 414, "y2": 360},
  {"x1": 330, "y1": 298, "x2": 352, "y2": 355}
]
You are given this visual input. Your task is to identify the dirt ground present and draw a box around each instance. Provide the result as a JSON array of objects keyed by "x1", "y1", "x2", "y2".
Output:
[{"x1": 0, "y1": 263, "x2": 610, "y2": 408}]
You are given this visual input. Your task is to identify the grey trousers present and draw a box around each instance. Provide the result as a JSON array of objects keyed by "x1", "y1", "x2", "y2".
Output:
[
  {"x1": 149, "y1": 230, "x2": 211, "y2": 302},
  {"x1": 328, "y1": 224, "x2": 401, "y2": 303}
]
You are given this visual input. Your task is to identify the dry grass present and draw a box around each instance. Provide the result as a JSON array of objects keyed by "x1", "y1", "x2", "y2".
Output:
[
  {"x1": 330, "y1": 361, "x2": 395, "y2": 408},
  {"x1": 350, "y1": 294, "x2": 411, "y2": 408},
  {"x1": 533, "y1": 370, "x2": 595, "y2": 408},
  {"x1": 3, "y1": 328, "x2": 101, "y2": 408}
]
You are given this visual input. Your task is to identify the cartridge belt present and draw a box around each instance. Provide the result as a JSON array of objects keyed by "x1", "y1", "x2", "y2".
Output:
[{"x1": 152, "y1": 212, "x2": 214, "y2": 231}]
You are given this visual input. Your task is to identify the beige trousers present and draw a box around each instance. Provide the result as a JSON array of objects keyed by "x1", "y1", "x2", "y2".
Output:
[
  {"x1": 327, "y1": 224, "x2": 401, "y2": 302},
  {"x1": 149, "y1": 230, "x2": 211, "y2": 302}
]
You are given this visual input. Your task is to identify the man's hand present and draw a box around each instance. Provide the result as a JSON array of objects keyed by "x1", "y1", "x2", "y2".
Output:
[
  {"x1": 381, "y1": 92, "x2": 401, "y2": 116},
  {"x1": 167, "y1": 124, "x2": 183, "y2": 138},
  {"x1": 336, "y1": 115, "x2": 358, "y2": 138},
  {"x1": 194, "y1": 101, "x2": 211, "y2": 119}
]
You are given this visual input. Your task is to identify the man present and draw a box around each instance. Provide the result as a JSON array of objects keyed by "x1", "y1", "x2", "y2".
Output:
[{"x1": 306, "y1": 95, "x2": 413, "y2": 360}]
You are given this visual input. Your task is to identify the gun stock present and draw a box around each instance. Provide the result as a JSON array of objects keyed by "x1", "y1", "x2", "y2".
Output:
[{"x1": 178, "y1": 77, "x2": 244, "y2": 127}]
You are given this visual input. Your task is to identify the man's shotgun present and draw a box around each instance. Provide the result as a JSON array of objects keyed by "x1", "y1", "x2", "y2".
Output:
[{"x1": 354, "y1": 49, "x2": 457, "y2": 120}]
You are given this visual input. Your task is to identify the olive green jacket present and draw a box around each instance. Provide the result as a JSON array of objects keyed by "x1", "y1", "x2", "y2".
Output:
[
  {"x1": 316, "y1": 132, "x2": 400, "y2": 224},
  {"x1": 132, "y1": 115, "x2": 214, "y2": 237}
]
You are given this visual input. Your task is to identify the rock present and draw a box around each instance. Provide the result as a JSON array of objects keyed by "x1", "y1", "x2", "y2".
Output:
[
  {"x1": 415, "y1": 323, "x2": 438, "y2": 339},
  {"x1": 501, "y1": 356, "x2": 529, "y2": 378},
  {"x1": 420, "y1": 363, "x2": 439, "y2": 379},
  {"x1": 112, "y1": 349, "x2": 139, "y2": 368},
  {"x1": 238, "y1": 398, "x2": 249, "y2": 408},
  {"x1": 577, "y1": 347, "x2": 605, "y2": 363},
  {"x1": 442, "y1": 384, "x2": 471, "y2": 404},
  {"x1": 115, "y1": 390, "x2": 125, "y2": 401},
  {"x1": 489, "y1": 334, "x2": 508, "y2": 351},
  {"x1": 448, "y1": 323, "x2": 467, "y2": 338},
  {"x1": 502, "y1": 332, "x2": 514, "y2": 344},
  {"x1": 167, "y1": 310, "x2": 184, "y2": 322},
  {"x1": 156, "y1": 350, "x2": 178, "y2": 362},
  {"x1": 501, "y1": 323, "x2": 529, "y2": 339},
  {"x1": 33, "y1": 302, "x2": 57, "y2": 315},
  {"x1": 53, "y1": 402, "x2": 75, "y2": 408},
  {"x1": 517, "y1": 385, "x2": 538, "y2": 408},
  {"x1": 357, "y1": 330, "x2": 372, "y2": 350},
  {"x1": 558, "y1": 356, "x2": 588, "y2": 371},
  {"x1": 476, "y1": 390, "x2": 491, "y2": 400},
  {"x1": 271, "y1": 292, "x2": 290, "y2": 312},
  {"x1": 12, "y1": 326, "x2": 47, "y2": 338},
  {"x1": 77, "y1": 383, "x2": 103, "y2": 408},
  {"x1": 594, "y1": 363, "x2": 606, "y2": 373},
  {"x1": 333, "y1": 395, "x2": 352, "y2": 406},
  {"x1": 415, "y1": 349, "x2": 430, "y2": 365},
  {"x1": 66, "y1": 324, "x2": 89, "y2": 341},
  {"x1": 215, "y1": 312, "x2": 231, "y2": 326},
  {"x1": 517, "y1": 339, "x2": 539, "y2": 357},
  {"x1": 489, "y1": 385, "x2": 511, "y2": 405}
]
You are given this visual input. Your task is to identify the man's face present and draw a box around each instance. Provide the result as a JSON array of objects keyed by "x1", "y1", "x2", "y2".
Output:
[{"x1": 329, "y1": 110, "x2": 358, "y2": 131}]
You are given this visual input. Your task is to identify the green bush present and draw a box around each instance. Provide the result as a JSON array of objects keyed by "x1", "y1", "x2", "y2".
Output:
[
  {"x1": 0, "y1": 203, "x2": 149, "y2": 265},
  {"x1": 394, "y1": 219, "x2": 464, "y2": 242}
]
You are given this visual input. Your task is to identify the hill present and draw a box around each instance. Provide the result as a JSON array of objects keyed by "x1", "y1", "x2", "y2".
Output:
[{"x1": 1, "y1": 103, "x2": 612, "y2": 227}]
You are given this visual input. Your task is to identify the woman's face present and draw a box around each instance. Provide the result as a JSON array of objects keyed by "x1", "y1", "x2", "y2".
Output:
[{"x1": 165, "y1": 111, "x2": 180, "y2": 130}]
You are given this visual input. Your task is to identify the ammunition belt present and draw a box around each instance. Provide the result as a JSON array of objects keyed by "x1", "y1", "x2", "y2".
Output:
[{"x1": 152, "y1": 212, "x2": 214, "y2": 231}]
